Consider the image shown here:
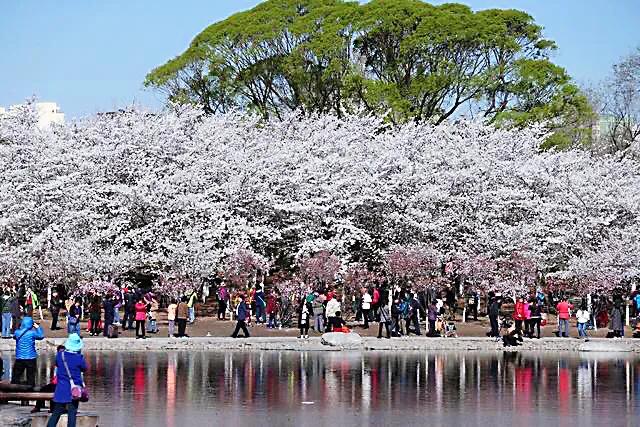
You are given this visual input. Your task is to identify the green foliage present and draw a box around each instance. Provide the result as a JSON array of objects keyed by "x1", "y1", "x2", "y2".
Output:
[{"x1": 145, "y1": 0, "x2": 591, "y2": 140}]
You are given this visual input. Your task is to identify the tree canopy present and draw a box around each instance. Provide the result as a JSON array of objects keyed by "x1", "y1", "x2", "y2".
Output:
[{"x1": 145, "y1": 0, "x2": 591, "y2": 143}]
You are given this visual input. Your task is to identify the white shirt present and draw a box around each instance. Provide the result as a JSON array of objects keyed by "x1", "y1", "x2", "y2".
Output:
[
  {"x1": 326, "y1": 299, "x2": 341, "y2": 317},
  {"x1": 362, "y1": 293, "x2": 372, "y2": 310},
  {"x1": 576, "y1": 309, "x2": 590, "y2": 324}
]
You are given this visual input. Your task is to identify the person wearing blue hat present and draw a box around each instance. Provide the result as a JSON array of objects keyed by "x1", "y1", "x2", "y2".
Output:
[{"x1": 47, "y1": 333, "x2": 87, "y2": 427}]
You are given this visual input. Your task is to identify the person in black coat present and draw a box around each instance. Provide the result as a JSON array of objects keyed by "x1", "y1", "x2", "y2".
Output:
[
  {"x1": 297, "y1": 299, "x2": 314, "y2": 339},
  {"x1": 123, "y1": 289, "x2": 136, "y2": 330},
  {"x1": 488, "y1": 298, "x2": 501, "y2": 337},
  {"x1": 103, "y1": 296, "x2": 115, "y2": 337},
  {"x1": 49, "y1": 291, "x2": 64, "y2": 330}
]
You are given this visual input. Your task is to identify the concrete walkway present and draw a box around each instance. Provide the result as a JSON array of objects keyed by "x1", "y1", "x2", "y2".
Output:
[{"x1": 1, "y1": 336, "x2": 639, "y2": 353}]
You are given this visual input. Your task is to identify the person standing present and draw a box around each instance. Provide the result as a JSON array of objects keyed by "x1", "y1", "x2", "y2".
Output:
[
  {"x1": 231, "y1": 295, "x2": 250, "y2": 338},
  {"x1": 556, "y1": 297, "x2": 574, "y2": 338},
  {"x1": 427, "y1": 300, "x2": 438, "y2": 337},
  {"x1": 529, "y1": 298, "x2": 542, "y2": 339},
  {"x1": 11, "y1": 316, "x2": 44, "y2": 388},
  {"x1": 325, "y1": 295, "x2": 341, "y2": 332},
  {"x1": 176, "y1": 297, "x2": 189, "y2": 338},
  {"x1": 488, "y1": 298, "x2": 501, "y2": 337},
  {"x1": 266, "y1": 290, "x2": 279, "y2": 329},
  {"x1": 407, "y1": 293, "x2": 422, "y2": 336},
  {"x1": 47, "y1": 333, "x2": 87, "y2": 427},
  {"x1": 102, "y1": 296, "x2": 115, "y2": 338},
  {"x1": 513, "y1": 298, "x2": 525, "y2": 334},
  {"x1": 611, "y1": 304, "x2": 624, "y2": 338},
  {"x1": 1, "y1": 291, "x2": 14, "y2": 338},
  {"x1": 217, "y1": 285, "x2": 229, "y2": 320},
  {"x1": 134, "y1": 298, "x2": 147, "y2": 339},
  {"x1": 311, "y1": 292, "x2": 325, "y2": 333},
  {"x1": 297, "y1": 298, "x2": 313, "y2": 339},
  {"x1": 49, "y1": 291, "x2": 64, "y2": 331},
  {"x1": 88, "y1": 297, "x2": 101, "y2": 336},
  {"x1": 377, "y1": 296, "x2": 392, "y2": 339},
  {"x1": 255, "y1": 286, "x2": 266, "y2": 324},
  {"x1": 187, "y1": 290, "x2": 198, "y2": 324},
  {"x1": 67, "y1": 300, "x2": 82, "y2": 336},
  {"x1": 361, "y1": 288, "x2": 372, "y2": 329},
  {"x1": 148, "y1": 296, "x2": 159, "y2": 334},
  {"x1": 167, "y1": 299, "x2": 177, "y2": 337},
  {"x1": 10, "y1": 294, "x2": 22, "y2": 334},
  {"x1": 123, "y1": 289, "x2": 136, "y2": 331},
  {"x1": 576, "y1": 305, "x2": 590, "y2": 339}
]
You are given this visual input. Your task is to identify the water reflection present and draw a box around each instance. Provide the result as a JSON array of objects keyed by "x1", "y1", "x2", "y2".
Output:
[{"x1": 1, "y1": 350, "x2": 638, "y2": 425}]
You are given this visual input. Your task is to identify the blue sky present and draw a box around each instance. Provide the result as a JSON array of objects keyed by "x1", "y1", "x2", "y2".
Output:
[{"x1": 1, "y1": 0, "x2": 638, "y2": 117}]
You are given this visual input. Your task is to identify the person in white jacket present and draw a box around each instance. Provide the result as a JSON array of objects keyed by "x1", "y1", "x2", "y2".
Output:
[
  {"x1": 361, "y1": 289, "x2": 372, "y2": 329},
  {"x1": 325, "y1": 297, "x2": 341, "y2": 332},
  {"x1": 576, "y1": 305, "x2": 590, "y2": 339}
]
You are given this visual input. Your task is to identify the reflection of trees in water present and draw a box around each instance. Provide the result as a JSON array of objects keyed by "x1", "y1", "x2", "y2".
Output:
[{"x1": 12, "y1": 350, "x2": 640, "y2": 424}]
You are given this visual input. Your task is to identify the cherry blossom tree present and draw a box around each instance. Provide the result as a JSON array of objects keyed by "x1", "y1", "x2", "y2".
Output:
[
  {"x1": 0, "y1": 102, "x2": 639, "y2": 300},
  {"x1": 384, "y1": 246, "x2": 441, "y2": 290},
  {"x1": 298, "y1": 250, "x2": 341, "y2": 291}
]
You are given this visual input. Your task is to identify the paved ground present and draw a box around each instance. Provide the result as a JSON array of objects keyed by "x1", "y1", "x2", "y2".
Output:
[{"x1": 12, "y1": 312, "x2": 625, "y2": 340}]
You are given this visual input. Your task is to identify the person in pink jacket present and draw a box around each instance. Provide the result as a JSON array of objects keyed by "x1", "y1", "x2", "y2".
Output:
[{"x1": 556, "y1": 297, "x2": 574, "y2": 337}]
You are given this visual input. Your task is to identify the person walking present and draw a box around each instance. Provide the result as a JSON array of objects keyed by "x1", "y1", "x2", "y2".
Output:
[
  {"x1": 167, "y1": 299, "x2": 177, "y2": 337},
  {"x1": 134, "y1": 298, "x2": 147, "y2": 339},
  {"x1": 556, "y1": 297, "x2": 573, "y2": 338},
  {"x1": 11, "y1": 316, "x2": 44, "y2": 388},
  {"x1": 361, "y1": 288, "x2": 372, "y2": 329},
  {"x1": 47, "y1": 333, "x2": 87, "y2": 427},
  {"x1": 231, "y1": 295, "x2": 250, "y2": 338},
  {"x1": 217, "y1": 285, "x2": 229, "y2": 320},
  {"x1": 176, "y1": 297, "x2": 189, "y2": 338},
  {"x1": 297, "y1": 298, "x2": 313, "y2": 339},
  {"x1": 1, "y1": 291, "x2": 14, "y2": 338},
  {"x1": 576, "y1": 305, "x2": 590, "y2": 340}
]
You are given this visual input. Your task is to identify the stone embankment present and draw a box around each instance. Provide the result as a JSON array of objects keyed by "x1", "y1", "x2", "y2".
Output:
[{"x1": 1, "y1": 336, "x2": 639, "y2": 353}]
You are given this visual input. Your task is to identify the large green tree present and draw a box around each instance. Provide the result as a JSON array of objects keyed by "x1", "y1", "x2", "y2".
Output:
[{"x1": 145, "y1": 0, "x2": 591, "y2": 140}]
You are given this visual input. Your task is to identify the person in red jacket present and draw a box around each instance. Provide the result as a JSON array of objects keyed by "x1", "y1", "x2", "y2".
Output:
[
  {"x1": 134, "y1": 298, "x2": 147, "y2": 339},
  {"x1": 556, "y1": 297, "x2": 574, "y2": 337},
  {"x1": 513, "y1": 298, "x2": 525, "y2": 334}
]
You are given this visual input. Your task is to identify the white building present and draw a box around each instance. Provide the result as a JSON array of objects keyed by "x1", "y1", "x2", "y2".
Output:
[
  {"x1": 34, "y1": 102, "x2": 65, "y2": 128},
  {"x1": 0, "y1": 102, "x2": 65, "y2": 128}
]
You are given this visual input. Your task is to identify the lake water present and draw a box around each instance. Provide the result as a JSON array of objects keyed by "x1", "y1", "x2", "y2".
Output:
[{"x1": 2, "y1": 350, "x2": 639, "y2": 426}]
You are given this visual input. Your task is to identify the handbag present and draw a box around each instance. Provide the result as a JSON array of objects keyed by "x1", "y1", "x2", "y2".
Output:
[{"x1": 61, "y1": 352, "x2": 89, "y2": 402}]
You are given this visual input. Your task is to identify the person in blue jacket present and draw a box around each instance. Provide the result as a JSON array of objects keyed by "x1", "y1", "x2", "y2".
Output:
[
  {"x1": 231, "y1": 294, "x2": 250, "y2": 338},
  {"x1": 47, "y1": 333, "x2": 87, "y2": 427},
  {"x1": 11, "y1": 316, "x2": 45, "y2": 388}
]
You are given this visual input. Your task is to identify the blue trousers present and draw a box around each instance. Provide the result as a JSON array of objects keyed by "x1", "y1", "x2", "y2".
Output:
[
  {"x1": 1, "y1": 312, "x2": 11, "y2": 337},
  {"x1": 47, "y1": 401, "x2": 79, "y2": 427}
]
